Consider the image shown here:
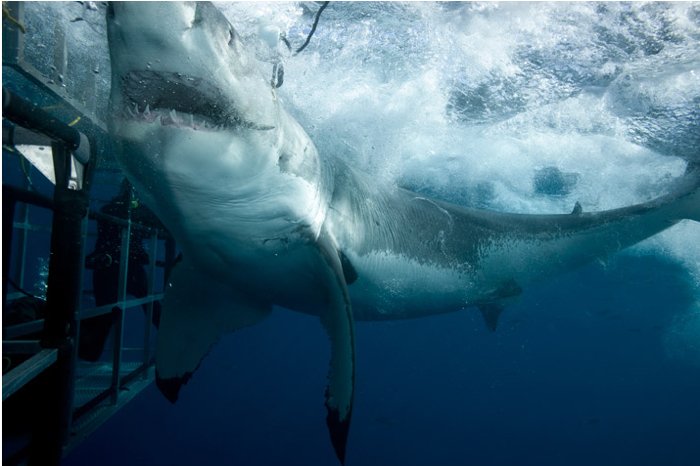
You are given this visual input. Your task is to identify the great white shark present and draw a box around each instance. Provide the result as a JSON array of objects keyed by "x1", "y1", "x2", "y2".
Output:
[{"x1": 106, "y1": 2, "x2": 700, "y2": 463}]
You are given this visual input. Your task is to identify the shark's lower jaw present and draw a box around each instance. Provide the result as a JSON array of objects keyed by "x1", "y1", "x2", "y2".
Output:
[{"x1": 119, "y1": 70, "x2": 274, "y2": 132}]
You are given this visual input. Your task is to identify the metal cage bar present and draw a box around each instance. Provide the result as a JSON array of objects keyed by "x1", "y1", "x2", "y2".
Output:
[{"x1": 3, "y1": 3, "x2": 173, "y2": 461}]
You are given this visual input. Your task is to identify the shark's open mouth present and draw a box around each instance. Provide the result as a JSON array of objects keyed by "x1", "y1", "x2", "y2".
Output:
[{"x1": 120, "y1": 70, "x2": 274, "y2": 131}]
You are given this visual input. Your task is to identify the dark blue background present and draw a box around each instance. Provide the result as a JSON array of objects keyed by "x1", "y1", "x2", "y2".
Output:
[{"x1": 63, "y1": 254, "x2": 700, "y2": 466}]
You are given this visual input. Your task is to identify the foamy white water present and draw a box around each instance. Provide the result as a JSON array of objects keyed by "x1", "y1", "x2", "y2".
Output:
[{"x1": 220, "y1": 2, "x2": 700, "y2": 361}]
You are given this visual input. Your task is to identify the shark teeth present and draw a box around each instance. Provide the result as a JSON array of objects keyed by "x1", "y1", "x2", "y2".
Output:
[{"x1": 124, "y1": 101, "x2": 223, "y2": 132}]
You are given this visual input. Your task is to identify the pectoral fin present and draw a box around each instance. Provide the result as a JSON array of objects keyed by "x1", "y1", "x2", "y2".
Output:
[
  {"x1": 478, "y1": 303, "x2": 503, "y2": 332},
  {"x1": 316, "y1": 229, "x2": 356, "y2": 464},
  {"x1": 476, "y1": 279, "x2": 521, "y2": 332},
  {"x1": 155, "y1": 258, "x2": 270, "y2": 402}
]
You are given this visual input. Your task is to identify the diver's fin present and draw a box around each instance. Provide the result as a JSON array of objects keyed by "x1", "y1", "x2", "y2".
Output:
[
  {"x1": 478, "y1": 303, "x2": 503, "y2": 332},
  {"x1": 316, "y1": 229, "x2": 356, "y2": 465},
  {"x1": 155, "y1": 258, "x2": 270, "y2": 402}
]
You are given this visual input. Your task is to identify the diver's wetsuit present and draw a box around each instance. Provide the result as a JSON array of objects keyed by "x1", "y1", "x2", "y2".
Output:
[{"x1": 79, "y1": 187, "x2": 163, "y2": 362}]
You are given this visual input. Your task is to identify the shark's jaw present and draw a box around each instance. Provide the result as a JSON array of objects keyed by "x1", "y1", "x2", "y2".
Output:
[{"x1": 118, "y1": 70, "x2": 275, "y2": 133}]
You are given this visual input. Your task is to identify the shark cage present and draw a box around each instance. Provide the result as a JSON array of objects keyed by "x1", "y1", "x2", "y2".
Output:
[{"x1": 2, "y1": 3, "x2": 175, "y2": 465}]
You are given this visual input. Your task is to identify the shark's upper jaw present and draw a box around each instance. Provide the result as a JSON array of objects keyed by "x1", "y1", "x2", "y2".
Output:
[{"x1": 119, "y1": 70, "x2": 274, "y2": 132}]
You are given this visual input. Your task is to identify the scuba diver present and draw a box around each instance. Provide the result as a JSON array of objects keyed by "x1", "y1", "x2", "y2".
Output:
[{"x1": 79, "y1": 179, "x2": 163, "y2": 362}]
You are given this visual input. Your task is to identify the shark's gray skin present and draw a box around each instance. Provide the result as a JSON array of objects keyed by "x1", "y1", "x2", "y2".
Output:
[{"x1": 106, "y1": 2, "x2": 700, "y2": 463}]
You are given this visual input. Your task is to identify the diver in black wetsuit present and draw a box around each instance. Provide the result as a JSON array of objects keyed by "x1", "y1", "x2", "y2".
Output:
[{"x1": 79, "y1": 179, "x2": 163, "y2": 362}]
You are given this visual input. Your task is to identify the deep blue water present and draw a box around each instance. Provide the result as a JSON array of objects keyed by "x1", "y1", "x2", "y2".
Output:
[{"x1": 62, "y1": 255, "x2": 700, "y2": 466}]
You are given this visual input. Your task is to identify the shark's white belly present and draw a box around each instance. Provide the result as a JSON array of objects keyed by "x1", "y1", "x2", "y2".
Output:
[
  {"x1": 345, "y1": 250, "x2": 475, "y2": 320},
  {"x1": 168, "y1": 190, "x2": 327, "y2": 303},
  {"x1": 117, "y1": 124, "x2": 329, "y2": 306}
]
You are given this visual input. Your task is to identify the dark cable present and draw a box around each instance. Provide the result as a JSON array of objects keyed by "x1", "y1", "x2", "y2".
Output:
[
  {"x1": 280, "y1": 35, "x2": 292, "y2": 51},
  {"x1": 294, "y1": 1, "x2": 329, "y2": 55}
]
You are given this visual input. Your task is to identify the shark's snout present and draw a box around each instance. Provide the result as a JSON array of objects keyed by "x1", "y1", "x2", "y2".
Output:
[{"x1": 108, "y1": 0, "x2": 275, "y2": 134}]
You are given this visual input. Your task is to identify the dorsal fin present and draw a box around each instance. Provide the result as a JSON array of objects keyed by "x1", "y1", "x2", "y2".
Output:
[{"x1": 571, "y1": 201, "x2": 583, "y2": 215}]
